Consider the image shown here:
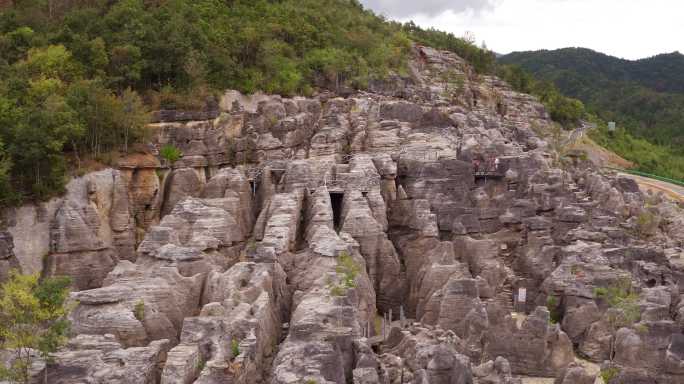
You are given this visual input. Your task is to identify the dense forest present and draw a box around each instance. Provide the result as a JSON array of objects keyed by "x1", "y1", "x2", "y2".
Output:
[
  {"x1": 0, "y1": 0, "x2": 585, "y2": 206},
  {"x1": 500, "y1": 48, "x2": 684, "y2": 179}
]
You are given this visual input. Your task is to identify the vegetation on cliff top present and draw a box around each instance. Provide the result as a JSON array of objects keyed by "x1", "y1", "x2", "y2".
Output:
[
  {"x1": 0, "y1": 0, "x2": 586, "y2": 206},
  {"x1": 0, "y1": 0, "x2": 414, "y2": 204}
]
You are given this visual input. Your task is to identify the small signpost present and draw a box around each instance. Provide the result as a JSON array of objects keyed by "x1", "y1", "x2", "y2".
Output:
[
  {"x1": 608, "y1": 121, "x2": 616, "y2": 132},
  {"x1": 516, "y1": 287, "x2": 527, "y2": 312}
]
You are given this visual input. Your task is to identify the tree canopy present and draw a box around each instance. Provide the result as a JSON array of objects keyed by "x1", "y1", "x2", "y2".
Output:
[{"x1": 0, "y1": 272, "x2": 72, "y2": 384}]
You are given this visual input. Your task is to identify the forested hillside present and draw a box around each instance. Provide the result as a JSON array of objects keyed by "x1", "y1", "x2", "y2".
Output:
[
  {"x1": 500, "y1": 48, "x2": 684, "y2": 179},
  {"x1": 0, "y1": 0, "x2": 412, "y2": 204},
  {"x1": 0, "y1": 0, "x2": 586, "y2": 206}
]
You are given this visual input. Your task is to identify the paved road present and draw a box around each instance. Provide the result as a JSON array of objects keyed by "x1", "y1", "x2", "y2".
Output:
[{"x1": 618, "y1": 172, "x2": 684, "y2": 201}]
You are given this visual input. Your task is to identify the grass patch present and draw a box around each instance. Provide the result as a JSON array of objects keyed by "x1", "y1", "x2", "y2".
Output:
[
  {"x1": 546, "y1": 295, "x2": 562, "y2": 324},
  {"x1": 328, "y1": 251, "x2": 361, "y2": 297},
  {"x1": 600, "y1": 367, "x2": 620, "y2": 383},
  {"x1": 231, "y1": 338, "x2": 240, "y2": 359},
  {"x1": 133, "y1": 299, "x2": 145, "y2": 322}
]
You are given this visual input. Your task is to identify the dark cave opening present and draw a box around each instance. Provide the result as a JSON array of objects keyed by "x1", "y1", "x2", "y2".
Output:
[{"x1": 330, "y1": 192, "x2": 344, "y2": 231}]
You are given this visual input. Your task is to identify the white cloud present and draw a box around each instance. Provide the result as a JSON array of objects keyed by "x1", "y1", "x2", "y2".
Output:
[
  {"x1": 360, "y1": 0, "x2": 500, "y2": 18},
  {"x1": 361, "y1": 0, "x2": 684, "y2": 60}
]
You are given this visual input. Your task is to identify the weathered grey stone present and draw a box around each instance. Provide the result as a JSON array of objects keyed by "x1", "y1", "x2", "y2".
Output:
[
  {"x1": 162, "y1": 168, "x2": 205, "y2": 216},
  {"x1": 70, "y1": 263, "x2": 203, "y2": 347},
  {"x1": 10, "y1": 40, "x2": 684, "y2": 384},
  {"x1": 554, "y1": 362, "x2": 596, "y2": 384},
  {"x1": 484, "y1": 306, "x2": 574, "y2": 377},
  {"x1": 47, "y1": 335, "x2": 170, "y2": 384}
]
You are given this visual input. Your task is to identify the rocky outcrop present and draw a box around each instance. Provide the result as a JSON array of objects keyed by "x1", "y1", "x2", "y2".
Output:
[
  {"x1": 70, "y1": 263, "x2": 203, "y2": 347},
  {"x1": 554, "y1": 362, "x2": 596, "y2": 384},
  {"x1": 484, "y1": 306, "x2": 574, "y2": 377},
  {"x1": 0, "y1": 169, "x2": 136, "y2": 289},
  {"x1": 162, "y1": 262, "x2": 286, "y2": 384},
  {"x1": 0, "y1": 231, "x2": 18, "y2": 282},
  {"x1": 4, "y1": 44, "x2": 684, "y2": 384},
  {"x1": 47, "y1": 334, "x2": 170, "y2": 384},
  {"x1": 270, "y1": 188, "x2": 376, "y2": 384}
]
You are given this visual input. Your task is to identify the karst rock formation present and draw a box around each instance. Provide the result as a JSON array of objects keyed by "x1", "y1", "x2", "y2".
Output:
[{"x1": 2, "y1": 45, "x2": 684, "y2": 384}]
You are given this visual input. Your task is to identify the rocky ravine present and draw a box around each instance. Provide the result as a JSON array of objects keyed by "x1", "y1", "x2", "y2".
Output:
[{"x1": 2, "y1": 45, "x2": 684, "y2": 384}]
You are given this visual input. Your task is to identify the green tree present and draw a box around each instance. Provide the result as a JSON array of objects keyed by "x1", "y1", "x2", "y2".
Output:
[
  {"x1": 107, "y1": 44, "x2": 143, "y2": 90},
  {"x1": 0, "y1": 139, "x2": 17, "y2": 205},
  {"x1": 0, "y1": 271, "x2": 72, "y2": 384},
  {"x1": 66, "y1": 79, "x2": 120, "y2": 157},
  {"x1": 20, "y1": 44, "x2": 79, "y2": 80},
  {"x1": 118, "y1": 87, "x2": 149, "y2": 153},
  {"x1": 0, "y1": 26, "x2": 36, "y2": 64},
  {"x1": 304, "y1": 47, "x2": 353, "y2": 91},
  {"x1": 5, "y1": 79, "x2": 83, "y2": 199}
]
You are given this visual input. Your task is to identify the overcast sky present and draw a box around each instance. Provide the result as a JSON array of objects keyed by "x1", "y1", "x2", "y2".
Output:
[{"x1": 360, "y1": 0, "x2": 683, "y2": 60}]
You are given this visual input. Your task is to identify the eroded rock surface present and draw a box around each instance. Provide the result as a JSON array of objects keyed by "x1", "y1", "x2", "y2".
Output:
[{"x1": 4, "y1": 45, "x2": 684, "y2": 383}]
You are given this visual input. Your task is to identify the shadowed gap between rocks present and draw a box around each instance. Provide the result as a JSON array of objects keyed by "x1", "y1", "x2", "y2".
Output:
[{"x1": 331, "y1": 192, "x2": 344, "y2": 231}]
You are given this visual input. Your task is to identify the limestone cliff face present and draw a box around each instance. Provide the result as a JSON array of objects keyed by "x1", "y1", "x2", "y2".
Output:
[{"x1": 2, "y1": 45, "x2": 684, "y2": 383}]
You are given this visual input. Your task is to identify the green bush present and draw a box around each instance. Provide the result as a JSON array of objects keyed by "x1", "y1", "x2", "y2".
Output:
[
  {"x1": 635, "y1": 211, "x2": 659, "y2": 238},
  {"x1": 231, "y1": 338, "x2": 240, "y2": 359},
  {"x1": 596, "y1": 279, "x2": 640, "y2": 327},
  {"x1": 336, "y1": 251, "x2": 360, "y2": 289},
  {"x1": 133, "y1": 299, "x2": 145, "y2": 321},
  {"x1": 160, "y1": 144, "x2": 182, "y2": 165},
  {"x1": 196, "y1": 357, "x2": 206, "y2": 372},
  {"x1": 330, "y1": 285, "x2": 346, "y2": 297},
  {"x1": 600, "y1": 367, "x2": 620, "y2": 383},
  {"x1": 593, "y1": 287, "x2": 608, "y2": 298},
  {"x1": 328, "y1": 251, "x2": 361, "y2": 297},
  {"x1": 546, "y1": 295, "x2": 562, "y2": 324}
]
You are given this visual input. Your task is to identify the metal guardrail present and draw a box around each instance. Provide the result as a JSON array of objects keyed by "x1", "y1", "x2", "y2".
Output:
[
  {"x1": 603, "y1": 167, "x2": 684, "y2": 188},
  {"x1": 307, "y1": 176, "x2": 381, "y2": 192}
]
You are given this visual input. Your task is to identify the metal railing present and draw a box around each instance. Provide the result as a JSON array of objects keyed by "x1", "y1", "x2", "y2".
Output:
[
  {"x1": 306, "y1": 174, "x2": 381, "y2": 192},
  {"x1": 604, "y1": 167, "x2": 684, "y2": 188}
]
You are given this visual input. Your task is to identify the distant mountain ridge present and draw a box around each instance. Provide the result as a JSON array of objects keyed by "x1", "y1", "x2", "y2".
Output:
[
  {"x1": 501, "y1": 47, "x2": 684, "y2": 94},
  {"x1": 499, "y1": 47, "x2": 684, "y2": 146}
]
